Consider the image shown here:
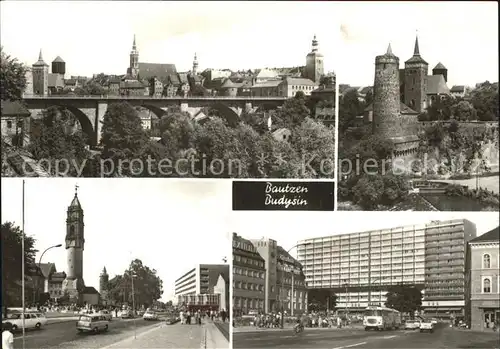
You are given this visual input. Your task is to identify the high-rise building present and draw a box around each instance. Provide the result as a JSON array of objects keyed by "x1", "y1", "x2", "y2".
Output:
[
  {"x1": 422, "y1": 219, "x2": 477, "y2": 317},
  {"x1": 250, "y1": 238, "x2": 278, "y2": 313},
  {"x1": 233, "y1": 233, "x2": 266, "y2": 315},
  {"x1": 298, "y1": 219, "x2": 476, "y2": 316}
]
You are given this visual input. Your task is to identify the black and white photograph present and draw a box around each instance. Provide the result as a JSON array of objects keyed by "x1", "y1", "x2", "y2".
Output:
[
  {"x1": 231, "y1": 210, "x2": 499, "y2": 349},
  {"x1": 1, "y1": 179, "x2": 231, "y2": 349},
  {"x1": 337, "y1": 2, "x2": 499, "y2": 211},
  {"x1": 1, "y1": 1, "x2": 338, "y2": 179}
]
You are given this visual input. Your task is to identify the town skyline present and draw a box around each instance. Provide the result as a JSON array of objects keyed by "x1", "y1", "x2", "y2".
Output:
[
  {"x1": 338, "y1": 1, "x2": 498, "y2": 87},
  {"x1": 231, "y1": 211, "x2": 500, "y2": 260},
  {"x1": 1, "y1": 178, "x2": 232, "y2": 302},
  {"x1": 0, "y1": 1, "x2": 341, "y2": 78}
]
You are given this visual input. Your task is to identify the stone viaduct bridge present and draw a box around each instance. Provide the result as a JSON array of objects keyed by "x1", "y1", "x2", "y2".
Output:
[{"x1": 23, "y1": 95, "x2": 287, "y2": 146}]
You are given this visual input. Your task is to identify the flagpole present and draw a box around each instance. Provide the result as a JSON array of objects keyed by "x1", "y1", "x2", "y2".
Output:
[{"x1": 22, "y1": 180, "x2": 26, "y2": 349}]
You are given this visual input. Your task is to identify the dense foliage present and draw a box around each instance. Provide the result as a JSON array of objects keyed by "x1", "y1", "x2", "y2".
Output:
[
  {"x1": 385, "y1": 284, "x2": 422, "y2": 319},
  {"x1": 106, "y1": 259, "x2": 163, "y2": 309},
  {"x1": 0, "y1": 47, "x2": 27, "y2": 100},
  {"x1": 308, "y1": 289, "x2": 338, "y2": 312}
]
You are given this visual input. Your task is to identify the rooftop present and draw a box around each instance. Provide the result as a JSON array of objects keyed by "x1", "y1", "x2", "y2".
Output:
[
  {"x1": 470, "y1": 227, "x2": 499, "y2": 243},
  {"x1": 425, "y1": 75, "x2": 450, "y2": 95},
  {"x1": 1, "y1": 100, "x2": 31, "y2": 116}
]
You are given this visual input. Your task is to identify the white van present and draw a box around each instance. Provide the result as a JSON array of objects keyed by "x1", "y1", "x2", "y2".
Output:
[
  {"x1": 2, "y1": 312, "x2": 48, "y2": 331},
  {"x1": 76, "y1": 314, "x2": 109, "y2": 333}
]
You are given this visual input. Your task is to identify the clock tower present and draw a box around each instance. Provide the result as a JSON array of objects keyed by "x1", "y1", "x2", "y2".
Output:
[
  {"x1": 62, "y1": 185, "x2": 86, "y2": 303},
  {"x1": 305, "y1": 35, "x2": 324, "y2": 84}
]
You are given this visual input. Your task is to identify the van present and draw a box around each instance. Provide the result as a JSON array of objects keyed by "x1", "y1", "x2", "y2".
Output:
[
  {"x1": 76, "y1": 314, "x2": 109, "y2": 333},
  {"x1": 2, "y1": 312, "x2": 47, "y2": 331}
]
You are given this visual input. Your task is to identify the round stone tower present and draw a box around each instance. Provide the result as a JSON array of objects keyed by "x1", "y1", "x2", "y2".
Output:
[{"x1": 372, "y1": 44, "x2": 402, "y2": 138}]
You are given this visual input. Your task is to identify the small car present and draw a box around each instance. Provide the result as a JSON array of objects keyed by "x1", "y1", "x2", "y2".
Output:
[
  {"x1": 99, "y1": 310, "x2": 113, "y2": 321},
  {"x1": 404, "y1": 320, "x2": 421, "y2": 330},
  {"x1": 419, "y1": 320, "x2": 434, "y2": 333},
  {"x1": 2, "y1": 312, "x2": 47, "y2": 331},
  {"x1": 430, "y1": 318, "x2": 438, "y2": 325},
  {"x1": 76, "y1": 314, "x2": 109, "y2": 333},
  {"x1": 143, "y1": 311, "x2": 158, "y2": 321},
  {"x1": 121, "y1": 310, "x2": 134, "y2": 319}
]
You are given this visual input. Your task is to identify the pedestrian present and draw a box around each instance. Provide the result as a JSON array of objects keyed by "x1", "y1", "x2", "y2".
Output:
[{"x1": 2, "y1": 322, "x2": 14, "y2": 349}]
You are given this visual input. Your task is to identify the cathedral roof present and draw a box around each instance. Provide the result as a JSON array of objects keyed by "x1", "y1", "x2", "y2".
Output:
[
  {"x1": 138, "y1": 63, "x2": 177, "y2": 81},
  {"x1": 83, "y1": 286, "x2": 100, "y2": 295},
  {"x1": 433, "y1": 62, "x2": 447, "y2": 70},
  {"x1": 425, "y1": 75, "x2": 450, "y2": 95}
]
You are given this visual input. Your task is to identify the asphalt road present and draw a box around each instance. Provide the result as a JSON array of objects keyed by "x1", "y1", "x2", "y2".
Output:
[
  {"x1": 13, "y1": 318, "x2": 160, "y2": 349},
  {"x1": 234, "y1": 324, "x2": 500, "y2": 349}
]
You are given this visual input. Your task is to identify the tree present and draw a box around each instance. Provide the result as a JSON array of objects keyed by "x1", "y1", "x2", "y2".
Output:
[
  {"x1": 338, "y1": 89, "x2": 363, "y2": 132},
  {"x1": 385, "y1": 284, "x2": 422, "y2": 319},
  {"x1": 452, "y1": 100, "x2": 477, "y2": 121},
  {"x1": 125, "y1": 259, "x2": 163, "y2": 309},
  {"x1": 1, "y1": 222, "x2": 38, "y2": 316},
  {"x1": 27, "y1": 107, "x2": 90, "y2": 176},
  {"x1": 0, "y1": 47, "x2": 27, "y2": 100},
  {"x1": 278, "y1": 92, "x2": 311, "y2": 127},
  {"x1": 100, "y1": 102, "x2": 149, "y2": 177},
  {"x1": 307, "y1": 289, "x2": 337, "y2": 312},
  {"x1": 469, "y1": 81, "x2": 499, "y2": 121}
]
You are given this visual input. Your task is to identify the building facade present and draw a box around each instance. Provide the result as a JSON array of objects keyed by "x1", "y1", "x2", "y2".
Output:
[
  {"x1": 298, "y1": 219, "x2": 477, "y2": 316},
  {"x1": 468, "y1": 227, "x2": 500, "y2": 331},
  {"x1": 276, "y1": 246, "x2": 307, "y2": 315},
  {"x1": 1, "y1": 100, "x2": 31, "y2": 147},
  {"x1": 233, "y1": 233, "x2": 266, "y2": 315},
  {"x1": 250, "y1": 238, "x2": 278, "y2": 313},
  {"x1": 423, "y1": 219, "x2": 477, "y2": 318},
  {"x1": 32, "y1": 50, "x2": 49, "y2": 96}
]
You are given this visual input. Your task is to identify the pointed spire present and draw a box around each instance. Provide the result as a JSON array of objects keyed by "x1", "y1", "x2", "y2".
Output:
[
  {"x1": 132, "y1": 34, "x2": 137, "y2": 50},
  {"x1": 312, "y1": 34, "x2": 319, "y2": 52},
  {"x1": 38, "y1": 49, "x2": 43, "y2": 61},
  {"x1": 70, "y1": 184, "x2": 81, "y2": 208},
  {"x1": 386, "y1": 43, "x2": 393, "y2": 55},
  {"x1": 102, "y1": 267, "x2": 107, "y2": 274},
  {"x1": 413, "y1": 35, "x2": 420, "y2": 56}
]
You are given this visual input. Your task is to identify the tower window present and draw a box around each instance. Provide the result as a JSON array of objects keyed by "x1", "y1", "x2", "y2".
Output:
[{"x1": 7, "y1": 121, "x2": 12, "y2": 129}]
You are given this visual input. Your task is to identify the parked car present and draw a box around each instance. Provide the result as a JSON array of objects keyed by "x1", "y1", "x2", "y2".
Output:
[
  {"x1": 2, "y1": 312, "x2": 48, "y2": 331},
  {"x1": 76, "y1": 314, "x2": 109, "y2": 333},
  {"x1": 99, "y1": 310, "x2": 113, "y2": 321},
  {"x1": 404, "y1": 320, "x2": 421, "y2": 330},
  {"x1": 430, "y1": 318, "x2": 438, "y2": 325},
  {"x1": 420, "y1": 320, "x2": 435, "y2": 333},
  {"x1": 166, "y1": 315, "x2": 180, "y2": 325},
  {"x1": 121, "y1": 310, "x2": 134, "y2": 319},
  {"x1": 143, "y1": 311, "x2": 158, "y2": 321}
]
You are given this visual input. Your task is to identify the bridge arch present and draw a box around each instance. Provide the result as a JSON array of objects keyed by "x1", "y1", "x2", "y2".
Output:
[
  {"x1": 140, "y1": 104, "x2": 167, "y2": 119},
  {"x1": 49, "y1": 105, "x2": 96, "y2": 146},
  {"x1": 211, "y1": 103, "x2": 240, "y2": 127}
]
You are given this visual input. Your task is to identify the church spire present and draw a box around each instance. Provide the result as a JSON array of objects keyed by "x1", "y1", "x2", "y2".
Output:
[
  {"x1": 386, "y1": 43, "x2": 393, "y2": 55},
  {"x1": 413, "y1": 35, "x2": 420, "y2": 56},
  {"x1": 38, "y1": 49, "x2": 43, "y2": 61},
  {"x1": 192, "y1": 52, "x2": 199, "y2": 74},
  {"x1": 311, "y1": 34, "x2": 319, "y2": 52},
  {"x1": 132, "y1": 34, "x2": 137, "y2": 50},
  {"x1": 70, "y1": 184, "x2": 81, "y2": 208}
]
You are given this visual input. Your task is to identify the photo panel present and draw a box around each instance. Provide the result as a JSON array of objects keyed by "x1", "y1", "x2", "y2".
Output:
[
  {"x1": 1, "y1": 178, "x2": 232, "y2": 349},
  {"x1": 336, "y1": 1, "x2": 499, "y2": 212},
  {"x1": 1, "y1": 1, "x2": 339, "y2": 180},
  {"x1": 231, "y1": 210, "x2": 499, "y2": 348}
]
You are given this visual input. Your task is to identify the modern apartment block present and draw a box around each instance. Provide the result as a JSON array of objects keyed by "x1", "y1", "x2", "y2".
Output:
[
  {"x1": 298, "y1": 219, "x2": 477, "y2": 316},
  {"x1": 423, "y1": 219, "x2": 477, "y2": 317},
  {"x1": 233, "y1": 233, "x2": 266, "y2": 315},
  {"x1": 174, "y1": 264, "x2": 228, "y2": 299}
]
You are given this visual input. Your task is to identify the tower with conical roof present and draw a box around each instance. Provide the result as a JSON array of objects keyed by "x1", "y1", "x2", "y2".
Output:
[
  {"x1": 32, "y1": 49, "x2": 49, "y2": 96},
  {"x1": 51, "y1": 56, "x2": 66, "y2": 78},
  {"x1": 432, "y1": 62, "x2": 447, "y2": 83},
  {"x1": 192, "y1": 53, "x2": 199, "y2": 75},
  {"x1": 99, "y1": 267, "x2": 109, "y2": 305},
  {"x1": 62, "y1": 184, "x2": 86, "y2": 303},
  {"x1": 372, "y1": 44, "x2": 402, "y2": 138},
  {"x1": 127, "y1": 34, "x2": 140, "y2": 78},
  {"x1": 305, "y1": 35, "x2": 324, "y2": 83},
  {"x1": 404, "y1": 36, "x2": 429, "y2": 113}
]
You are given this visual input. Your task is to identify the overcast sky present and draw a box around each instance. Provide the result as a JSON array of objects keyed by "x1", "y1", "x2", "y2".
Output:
[
  {"x1": 338, "y1": 1, "x2": 498, "y2": 87},
  {"x1": 1, "y1": 179, "x2": 231, "y2": 302},
  {"x1": 231, "y1": 211, "x2": 500, "y2": 260},
  {"x1": 0, "y1": 1, "x2": 341, "y2": 77}
]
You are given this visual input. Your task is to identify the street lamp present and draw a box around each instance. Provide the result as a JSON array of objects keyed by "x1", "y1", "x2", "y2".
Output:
[
  {"x1": 130, "y1": 270, "x2": 137, "y2": 339},
  {"x1": 36, "y1": 244, "x2": 63, "y2": 305},
  {"x1": 280, "y1": 242, "x2": 311, "y2": 329}
]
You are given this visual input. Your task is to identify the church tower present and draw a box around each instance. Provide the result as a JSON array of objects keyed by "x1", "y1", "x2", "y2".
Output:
[
  {"x1": 432, "y1": 62, "x2": 448, "y2": 82},
  {"x1": 192, "y1": 53, "x2": 199, "y2": 75},
  {"x1": 62, "y1": 185, "x2": 86, "y2": 303},
  {"x1": 32, "y1": 50, "x2": 49, "y2": 96},
  {"x1": 373, "y1": 44, "x2": 402, "y2": 138},
  {"x1": 404, "y1": 36, "x2": 428, "y2": 112},
  {"x1": 305, "y1": 35, "x2": 324, "y2": 83},
  {"x1": 127, "y1": 34, "x2": 139, "y2": 78},
  {"x1": 99, "y1": 267, "x2": 109, "y2": 305}
]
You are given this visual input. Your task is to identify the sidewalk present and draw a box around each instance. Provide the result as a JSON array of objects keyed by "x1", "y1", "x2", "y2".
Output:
[
  {"x1": 100, "y1": 322, "x2": 204, "y2": 349},
  {"x1": 203, "y1": 320, "x2": 229, "y2": 349}
]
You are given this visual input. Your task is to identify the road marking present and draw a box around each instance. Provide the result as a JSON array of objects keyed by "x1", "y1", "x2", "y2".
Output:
[
  {"x1": 383, "y1": 335, "x2": 397, "y2": 339},
  {"x1": 345, "y1": 342, "x2": 367, "y2": 348},
  {"x1": 14, "y1": 335, "x2": 36, "y2": 341}
]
